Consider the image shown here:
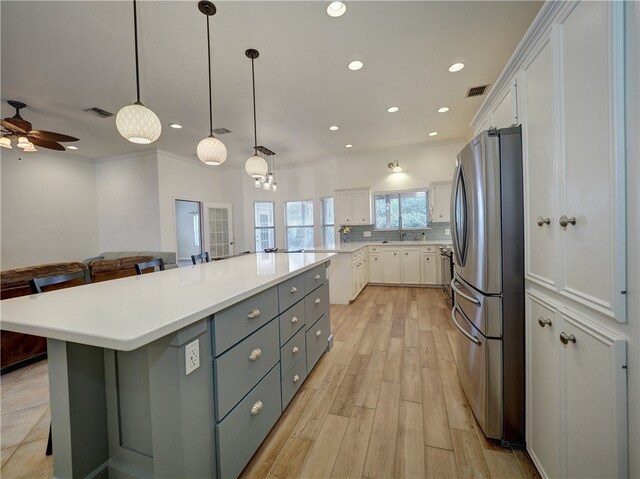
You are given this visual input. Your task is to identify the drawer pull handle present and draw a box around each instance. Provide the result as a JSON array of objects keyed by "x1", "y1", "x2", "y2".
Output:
[
  {"x1": 314, "y1": 298, "x2": 321, "y2": 305},
  {"x1": 536, "y1": 216, "x2": 551, "y2": 227},
  {"x1": 559, "y1": 332, "x2": 577, "y2": 345},
  {"x1": 293, "y1": 374, "x2": 300, "y2": 383},
  {"x1": 538, "y1": 317, "x2": 552, "y2": 328},
  {"x1": 292, "y1": 346, "x2": 299, "y2": 354},
  {"x1": 250, "y1": 400, "x2": 264, "y2": 416},
  {"x1": 290, "y1": 286, "x2": 298, "y2": 294},
  {"x1": 559, "y1": 215, "x2": 576, "y2": 228},
  {"x1": 315, "y1": 329, "x2": 322, "y2": 337},
  {"x1": 249, "y1": 348, "x2": 263, "y2": 362},
  {"x1": 247, "y1": 308, "x2": 261, "y2": 319},
  {"x1": 291, "y1": 316, "x2": 299, "y2": 324},
  {"x1": 314, "y1": 274, "x2": 321, "y2": 280}
]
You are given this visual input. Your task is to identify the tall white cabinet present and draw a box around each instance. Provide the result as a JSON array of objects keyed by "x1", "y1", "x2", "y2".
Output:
[{"x1": 472, "y1": 1, "x2": 630, "y2": 478}]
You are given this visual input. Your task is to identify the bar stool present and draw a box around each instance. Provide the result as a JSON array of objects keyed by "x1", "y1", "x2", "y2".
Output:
[
  {"x1": 134, "y1": 258, "x2": 165, "y2": 275},
  {"x1": 191, "y1": 252, "x2": 210, "y2": 265}
]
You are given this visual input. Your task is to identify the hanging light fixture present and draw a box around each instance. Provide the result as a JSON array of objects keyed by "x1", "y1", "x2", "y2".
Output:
[
  {"x1": 116, "y1": 0, "x2": 162, "y2": 144},
  {"x1": 196, "y1": 1, "x2": 227, "y2": 166},
  {"x1": 17, "y1": 136, "x2": 31, "y2": 149},
  {"x1": 1, "y1": 137, "x2": 13, "y2": 149},
  {"x1": 244, "y1": 49, "x2": 269, "y2": 179},
  {"x1": 388, "y1": 160, "x2": 402, "y2": 173},
  {"x1": 23, "y1": 143, "x2": 37, "y2": 152}
]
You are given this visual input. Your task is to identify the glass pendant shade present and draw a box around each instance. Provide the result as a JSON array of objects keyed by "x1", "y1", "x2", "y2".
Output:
[
  {"x1": 0, "y1": 137, "x2": 12, "y2": 149},
  {"x1": 197, "y1": 135, "x2": 227, "y2": 165},
  {"x1": 254, "y1": 178, "x2": 261, "y2": 188},
  {"x1": 17, "y1": 136, "x2": 30, "y2": 149},
  {"x1": 23, "y1": 143, "x2": 37, "y2": 152},
  {"x1": 245, "y1": 154, "x2": 269, "y2": 178},
  {"x1": 116, "y1": 103, "x2": 162, "y2": 144}
]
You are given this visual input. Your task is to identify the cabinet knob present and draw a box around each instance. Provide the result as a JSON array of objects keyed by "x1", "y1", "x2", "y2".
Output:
[
  {"x1": 394, "y1": 253, "x2": 397, "y2": 256},
  {"x1": 315, "y1": 329, "x2": 322, "y2": 337},
  {"x1": 537, "y1": 317, "x2": 552, "y2": 328},
  {"x1": 291, "y1": 316, "x2": 298, "y2": 324},
  {"x1": 290, "y1": 286, "x2": 298, "y2": 294},
  {"x1": 314, "y1": 274, "x2": 321, "y2": 280},
  {"x1": 559, "y1": 215, "x2": 576, "y2": 228},
  {"x1": 293, "y1": 374, "x2": 300, "y2": 383},
  {"x1": 559, "y1": 332, "x2": 577, "y2": 345},
  {"x1": 250, "y1": 400, "x2": 264, "y2": 416},
  {"x1": 314, "y1": 298, "x2": 321, "y2": 305},
  {"x1": 247, "y1": 308, "x2": 261, "y2": 319},
  {"x1": 374, "y1": 258, "x2": 377, "y2": 261},
  {"x1": 405, "y1": 252, "x2": 408, "y2": 256},
  {"x1": 426, "y1": 257, "x2": 430, "y2": 261},
  {"x1": 536, "y1": 216, "x2": 551, "y2": 227},
  {"x1": 249, "y1": 348, "x2": 263, "y2": 362},
  {"x1": 292, "y1": 346, "x2": 299, "y2": 354}
]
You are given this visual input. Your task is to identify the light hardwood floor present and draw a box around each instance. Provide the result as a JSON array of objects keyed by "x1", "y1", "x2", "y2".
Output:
[{"x1": 241, "y1": 285, "x2": 541, "y2": 479}]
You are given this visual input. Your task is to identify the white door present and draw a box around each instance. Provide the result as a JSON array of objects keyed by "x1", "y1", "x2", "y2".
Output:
[
  {"x1": 334, "y1": 191, "x2": 352, "y2": 225},
  {"x1": 382, "y1": 249, "x2": 401, "y2": 284},
  {"x1": 400, "y1": 249, "x2": 420, "y2": 284},
  {"x1": 433, "y1": 183, "x2": 452, "y2": 223},
  {"x1": 203, "y1": 203, "x2": 234, "y2": 258},
  {"x1": 369, "y1": 254, "x2": 383, "y2": 283},
  {"x1": 351, "y1": 190, "x2": 371, "y2": 224},
  {"x1": 420, "y1": 253, "x2": 437, "y2": 285}
]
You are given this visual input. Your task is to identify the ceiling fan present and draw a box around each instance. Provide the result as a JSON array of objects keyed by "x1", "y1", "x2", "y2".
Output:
[{"x1": 1, "y1": 100, "x2": 78, "y2": 152}]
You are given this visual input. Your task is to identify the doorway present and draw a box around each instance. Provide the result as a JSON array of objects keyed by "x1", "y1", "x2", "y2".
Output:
[
  {"x1": 203, "y1": 203, "x2": 234, "y2": 259},
  {"x1": 175, "y1": 200, "x2": 203, "y2": 267}
]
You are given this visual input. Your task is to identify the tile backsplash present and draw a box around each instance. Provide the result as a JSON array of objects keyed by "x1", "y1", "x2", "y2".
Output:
[{"x1": 342, "y1": 223, "x2": 452, "y2": 242}]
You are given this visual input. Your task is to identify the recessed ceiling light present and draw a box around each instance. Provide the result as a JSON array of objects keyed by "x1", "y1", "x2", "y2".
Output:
[
  {"x1": 345, "y1": 144, "x2": 353, "y2": 148},
  {"x1": 449, "y1": 63, "x2": 465, "y2": 72},
  {"x1": 348, "y1": 60, "x2": 363, "y2": 71},
  {"x1": 428, "y1": 131, "x2": 438, "y2": 137},
  {"x1": 437, "y1": 107, "x2": 450, "y2": 113},
  {"x1": 327, "y1": 1, "x2": 346, "y2": 17},
  {"x1": 329, "y1": 125, "x2": 340, "y2": 131},
  {"x1": 387, "y1": 106, "x2": 399, "y2": 113},
  {"x1": 169, "y1": 123, "x2": 183, "y2": 129},
  {"x1": 67, "y1": 145, "x2": 78, "y2": 150}
]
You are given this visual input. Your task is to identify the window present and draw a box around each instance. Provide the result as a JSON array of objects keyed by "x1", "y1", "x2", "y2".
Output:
[
  {"x1": 285, "y1": 200, "x2": 314, "y2": 250},
  {"x1": 374, "y1": 190, "x2": 429, "y2": 229},
  {"x1": 321, "y1": 197, "x2": 335, "y2": 249},
  {"x1": 254, "y1": 202, "x2": 275, "y2": 251}
]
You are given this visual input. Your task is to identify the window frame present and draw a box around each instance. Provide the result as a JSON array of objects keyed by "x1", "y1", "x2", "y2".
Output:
[
  {"x1": 321, "y1": 196, "x2": 335, "y2": 248},
  {"x1": 253, "y1": 201, "x2": 276, "y2": 251},
  {"x1": 284, "y1": 199, "x2": 315, "y2": 250},
  {"x1": 373, "y1": 188, "x2": 430, "y2": 231}
]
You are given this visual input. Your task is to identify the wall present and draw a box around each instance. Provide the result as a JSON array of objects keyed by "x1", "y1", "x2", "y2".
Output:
[
  {"x1": 224, "y1": 138, "x2": 465, "y2": 252},
  {"x1": 0, "y1": 149, "x2": 99, "y2": 269},
  {"x1": 95, "y1": 151, "x2": 161, "y2": 252}
]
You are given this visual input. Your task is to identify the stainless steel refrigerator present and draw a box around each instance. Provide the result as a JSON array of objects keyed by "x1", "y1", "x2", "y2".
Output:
[{"x1": 450, "y1": 126, "x2": 525, "y2": 446}]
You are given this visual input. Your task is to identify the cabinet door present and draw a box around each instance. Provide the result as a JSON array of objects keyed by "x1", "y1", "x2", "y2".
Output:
[
  {"x1": 335, "y1": 191, "x2": 352, "y2": 225},
  {"x1": 351, "y1": 259, "x2": 359, "y2": 298},
  {"x1": 559, "y1": 1, "x2": 626, "y2": 321},
  {"x1": 522, "y1": 38, "x2": 557, "y2": 289},
  {"x1": 362, "y1": 256, "x2": 369, "y2": 284},
  {"x1": 382, "y1": 250, "x2": 401, "y2": 284},
  {"x1": 369, "y1": 254, "x2": 383, "y2": 283},
  {"x1": 400, "y1": 249, "x2": 420, "y2": 284},
  {"x1": 526, "y1": 293, "x2": 561, "y2": 479},
  {"x1": 351, "y1": 190, "x2": 371, "y2": 225},
  {"x1": 433, "y1": 183, "x2": 452, "y2": 223},
  {"x1": 561, "y1": 311, "x2": 627, "y2": 478},
  {"x1": 490, "y1": 81, "x2": 518, "y2": 129},
  {"x1": 420, "y1": 253, "x2": 437, "y2": 284}
]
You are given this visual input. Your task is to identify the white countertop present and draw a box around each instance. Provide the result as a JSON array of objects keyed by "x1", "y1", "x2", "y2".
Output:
[
  {"x1": 0, "y1": 253, "x2": 335, "y2": 351},
  {"x1": 309, "y1": 240, "x2": 451, "y2": 253}
]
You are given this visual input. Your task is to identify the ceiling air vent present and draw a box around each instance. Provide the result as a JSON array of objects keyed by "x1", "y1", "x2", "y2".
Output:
[
  {"x1": 212, "y1": 127, "x2": 231, "y2": 135},
  {"x1": 466, "y1": 84, "x2": 490, "y2": 98},
  {"x1": 84, "y1": 107, "x2": 114, "y2": 118}
]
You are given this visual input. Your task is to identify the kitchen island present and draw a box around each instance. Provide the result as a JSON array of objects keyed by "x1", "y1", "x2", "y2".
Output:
[{"x1": 0, "y1": 252, "x2": 335, "y2": 479}]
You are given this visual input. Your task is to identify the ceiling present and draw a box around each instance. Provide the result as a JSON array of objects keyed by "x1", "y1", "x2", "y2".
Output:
[{"x1": 1, "y1": 1, "x2": 542, "y2": 168}]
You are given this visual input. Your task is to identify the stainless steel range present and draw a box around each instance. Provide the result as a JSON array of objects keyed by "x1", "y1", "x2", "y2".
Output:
[{"x1": 439, "y1": 245, "x2": 453, "y2": 304}]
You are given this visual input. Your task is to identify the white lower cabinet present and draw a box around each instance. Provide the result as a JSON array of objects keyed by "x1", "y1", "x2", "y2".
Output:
[
  {"x1": 400, "y1": 248, "x2": 420, "y2": 284},
  {"x1": 526, "y1": 290, "x2": 627, "y2": 479},
  {"x1": 369, "y1": 253, "x2": 383, "y2": 283},
  {"x1": 382, "y1": 249, "x2": 401, "y2": 284},
  {"x1": 420, "y1": 252, "x2": 437, "y2": 285}
]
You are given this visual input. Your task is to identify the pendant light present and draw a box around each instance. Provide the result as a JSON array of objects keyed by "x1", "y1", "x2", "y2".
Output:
[
  {"x1": 197, "y1": 1, "x2": 227, "y2": 166},
  {"x1": 116, "y1": 0, "x2": 161, "y2": 144},
  {"x1": 244, "y1": 49, "x2": 269, "y2": 179}
]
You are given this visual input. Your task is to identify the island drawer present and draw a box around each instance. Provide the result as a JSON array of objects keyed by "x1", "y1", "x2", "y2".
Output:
[
  {"x1": 306, "y1": 313, "x2": 330, "y2": 372},
  {"x1": 216, "y1": 365, "x2": 281, "y2": 479},
  {"x1": 212, "y1": 286, "x2": 278, "y2": 356},
  {"x1": 281, "y1": 357, "x2": 307, "y2": 410},
  {"x1": 280, "y1": 327, "x2": 306, "y2": 379},
  {"x1": 278, "y1": 273, "x2": 306, "y2": 312},
  {"x1": 304, "y1": 264, "x2": 326, "y2": 293},
  {"x1": 304, "y1": 282, "x2": 329, "y2": 327},
  {"x1": 279, "y1": 299, "x2": 305, "y2": 346},
  {"x1": 214, "y1": 319, "x2": 279, "y2": 421}
]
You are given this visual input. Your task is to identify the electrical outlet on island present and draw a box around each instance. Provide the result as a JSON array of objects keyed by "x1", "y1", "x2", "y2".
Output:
[{"x1": 185, "y1": 339, "x2": 200, "y2": 375}]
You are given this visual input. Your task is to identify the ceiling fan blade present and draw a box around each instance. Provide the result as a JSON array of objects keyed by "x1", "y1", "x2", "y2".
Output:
[
  {"x1": 29, "y1": 136, "x2": 65, "y2": 151},
  {"x1": 1, "y1": 118, "x2": 30, "y2": 134},
  {"x1": 29, "y1": 130, "x2": 79, "y2": 142}
]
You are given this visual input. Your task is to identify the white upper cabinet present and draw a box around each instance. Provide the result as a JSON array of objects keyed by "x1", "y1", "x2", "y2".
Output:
[
  {"x1": 490, "y1": 80, "x2": 519, "y2": 129},
  {"x1": 430, "y1": 182, "x2": 452, "y2": 223},
  {"x1": 335, "y1": 188, "x2": 372, "y2": 225}
]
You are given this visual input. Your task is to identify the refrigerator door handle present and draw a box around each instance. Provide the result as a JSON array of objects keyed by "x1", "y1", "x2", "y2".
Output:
[
  {"x1": 451, "y1": 304, "x2": 481, "y2": 345},
  {"x1": 451, "y1": 274, "x2": 481, "y2": 306}
]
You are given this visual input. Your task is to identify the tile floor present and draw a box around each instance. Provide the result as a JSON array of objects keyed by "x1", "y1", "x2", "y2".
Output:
[{"x1": 1, "y1": 360, "x2": 52, "y2": 478}]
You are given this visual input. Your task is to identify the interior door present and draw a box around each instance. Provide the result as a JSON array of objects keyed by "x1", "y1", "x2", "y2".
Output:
[{"x1": 203, "y1": 203, "x2": 234, "y2": 258}]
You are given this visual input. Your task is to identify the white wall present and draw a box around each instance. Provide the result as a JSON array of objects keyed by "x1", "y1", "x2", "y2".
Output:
[
  {"x1": 0, "y1": 149, "x2": 99, "y2": 269},
  {"x1": 95, "y1": 151, "x2": 161, "y2": 252}
]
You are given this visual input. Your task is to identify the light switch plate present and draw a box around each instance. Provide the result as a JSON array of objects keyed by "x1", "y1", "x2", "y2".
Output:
[
  {"x1": 445, "y1": 228, "x2": 450, "y2": 236},
  {"x1": 185, "y1": 339, "x2": 200, "y2": 375},
  {"x1": 363, "y1": 231, "x2": 372, "y2": 237}
]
